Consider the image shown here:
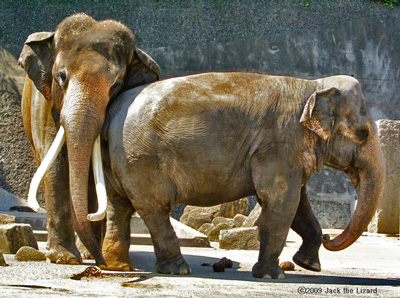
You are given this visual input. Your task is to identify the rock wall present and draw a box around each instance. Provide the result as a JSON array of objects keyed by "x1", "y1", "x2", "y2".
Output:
[{"x1": 0, "y1": 46, "x2": 35, "y2": 199}]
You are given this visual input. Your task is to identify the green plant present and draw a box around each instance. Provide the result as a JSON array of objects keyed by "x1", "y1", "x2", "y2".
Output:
[{"x1": 384, "y1": 0, "x2": 399, "y2": 8}]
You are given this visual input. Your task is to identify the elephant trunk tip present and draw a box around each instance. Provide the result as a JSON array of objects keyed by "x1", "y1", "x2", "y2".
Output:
[
  {"x1": 321, "y1": 232, "x2": 352, "y2": 251},
  {"x1": 322, "y1": 234, "x2": 330, "y2": 243},
  {"x1": 321, "y1": 234, "x2": 338, "y2": 250}
]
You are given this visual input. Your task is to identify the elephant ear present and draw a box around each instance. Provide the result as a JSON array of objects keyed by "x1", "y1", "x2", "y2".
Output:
[
  {"x1": 123, "y1": 48, "x2": 160, "y2": 90},
  {"x1": 300, "y1": 87, "x2": 340, "y2": 140},
  {"x1": 18, "y1": 32, "x2": 55, "y2": 100}
]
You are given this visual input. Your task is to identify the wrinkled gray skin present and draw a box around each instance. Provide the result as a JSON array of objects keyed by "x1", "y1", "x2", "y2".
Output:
[
  {"x1": 19, "y1": 14, "x2": 160, "y2": 265},
  {"x1": 99, "y1": 72, "x2": 385, "y2": 278}
]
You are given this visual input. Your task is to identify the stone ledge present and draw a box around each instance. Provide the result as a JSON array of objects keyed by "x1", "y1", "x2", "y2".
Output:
[{"x1": 6, "y1": 212, "x2": 210, "y2": 248}]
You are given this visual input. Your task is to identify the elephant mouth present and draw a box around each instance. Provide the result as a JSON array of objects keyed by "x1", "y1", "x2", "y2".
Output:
[{"x1": 27, "y1": 126, "x2": 107, "y2": 222}]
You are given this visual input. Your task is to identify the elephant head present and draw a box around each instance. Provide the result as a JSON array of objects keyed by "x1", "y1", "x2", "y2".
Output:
[
  {"x1": 300, "y1": 75, "x2": 385, "y2": 251},
  {"x1": 18, "y1": 13, "x2": 160, "y2": 265}
]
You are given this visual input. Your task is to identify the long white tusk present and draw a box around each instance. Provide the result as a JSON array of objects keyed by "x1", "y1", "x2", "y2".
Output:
[
  {"x1": 87, "y1": 135, "x2": 107, "y2": 221},
  {"x1": 28, "y1": 126, "x2": 66, "y2": 212}
]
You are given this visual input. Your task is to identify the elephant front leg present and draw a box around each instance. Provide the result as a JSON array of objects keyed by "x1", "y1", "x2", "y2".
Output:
[
  {"x1": 251, "y1": 163, "x2": 302, "y2": 279},
  {"x1": 42, "y1": 151, "x2": 82, "y2": 265},
  {"x1": 101, "y1": 194, "x2": 135, "y2": 271},
  {"x1": 291, "y1": 185, "x2": 322, "y2": 272}
]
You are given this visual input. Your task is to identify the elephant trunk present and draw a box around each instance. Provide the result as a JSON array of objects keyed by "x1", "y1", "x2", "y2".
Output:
[
  {"x1": 60, "y1": 96, "x2": 107, "y2": 266},
  {"x1": 323, "y1": 126, "x2": 385, "y2": 251}
]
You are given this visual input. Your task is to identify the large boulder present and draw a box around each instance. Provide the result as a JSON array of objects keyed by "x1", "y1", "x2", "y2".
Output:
[
  {"x1": 219, "y1": 227, "x2": 260, "y2": 250},
  {"x1": 15, "y1": 246, "x2": 46, "y2": 262},
  {"x1": 233, "y1": 213, "x2": 247, "y2": 228},
  {"x1": 198, "y1": 223, "x2": 213, "y2": 235},
  {"x1": 180, "y1": 198, "x2": 249, "y2": 230},
  {"x1": 242, "y1": 203, "x2": 261, "y2": 228},
  {"x1": 0, "y1": 223, "x2": 38, "y2": 254},
  {"x1": 180, "y1": 205, "x2": 219, "y2": 230},
  {"x1": 368, "y1": 120, "x2": 400, "y2": 234},
  {"x1": 218, "y1": 198, "x2": 248, "y2": 218},
  {"x1": 205, "y1": 217, "x2": 235, "y2": 242}
]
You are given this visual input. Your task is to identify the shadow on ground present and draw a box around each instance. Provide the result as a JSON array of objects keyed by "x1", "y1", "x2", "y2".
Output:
[{"x1": 126, "y1": 251, "x2": 400, "y2": 287}]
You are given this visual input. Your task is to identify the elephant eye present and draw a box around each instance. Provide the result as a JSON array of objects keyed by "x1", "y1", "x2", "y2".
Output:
[
  {"x1": 109, "y1": 78, "x2": 124, "y2": 98},
  {"x1": 355, "y1": 127, "x2": 370, "y2": 143},
  {"x1": 54, "y1": 70, "x2": 68, "y2": 90}
]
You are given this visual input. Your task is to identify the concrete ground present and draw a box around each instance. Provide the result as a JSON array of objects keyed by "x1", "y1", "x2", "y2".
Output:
[{"x1": 0, "y1": 230, "x2": 399, "y2": 298}]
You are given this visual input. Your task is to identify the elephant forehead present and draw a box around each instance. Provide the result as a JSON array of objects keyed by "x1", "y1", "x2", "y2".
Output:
[{"x1": 55, "y1": 14, "x2": 134, "y2": 47}]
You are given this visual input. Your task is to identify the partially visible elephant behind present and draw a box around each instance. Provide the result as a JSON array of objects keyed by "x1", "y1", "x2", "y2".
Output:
[
  {"x1": 47, "y1": 72, "x2": 380, "y2": 278},
  {"x1": 18, "y1": 13, "x2": 160, "y2": 265}
]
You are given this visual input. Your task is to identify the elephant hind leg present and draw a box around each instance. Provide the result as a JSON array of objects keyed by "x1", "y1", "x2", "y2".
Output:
[
  {"x1": 139, "y1": 207, "x2": 191, "y2": 275},
  {"x1": 102, "y1": 192, "x2": 135, "y2": 272},
  {"x1": 121, "y1": 169, "x2": 190, "y2": 275},
  {"x1": 291, "y1": 186, "x2": 322, "y2": 272}
]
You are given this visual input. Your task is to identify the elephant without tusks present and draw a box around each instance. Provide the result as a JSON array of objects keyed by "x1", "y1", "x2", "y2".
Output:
[
  {"x1": 18, "y1": 14, "x2": 160, "y2": 265},
  {"x1": 55, "y1": 72, "x2": 384, "y2": 278}
]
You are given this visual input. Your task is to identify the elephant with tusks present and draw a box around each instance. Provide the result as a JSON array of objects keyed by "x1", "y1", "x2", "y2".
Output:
[{"x1": 19, "y1": 13, "x2": 160, "y2": 265}]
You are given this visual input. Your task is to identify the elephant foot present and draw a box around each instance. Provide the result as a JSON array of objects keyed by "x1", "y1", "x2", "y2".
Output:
[
  {"x1": 102, "y1": 250, "x2": 134, "y2": 272},
  {"x1": 252, "y1": 261, "x2": 286, "y2": 279},
  {"x1": 293, "y1": 250, "x2": 321, "y2": 272},
  {"x1": 100, "y1": 260, "x2": 134, "y2": 272},
  {"x1": 156, "y1": 255, "x2": 191, "y2": 275},
  {"x1": 46, "y1": 245, "x2": 82, "y2": 265}
]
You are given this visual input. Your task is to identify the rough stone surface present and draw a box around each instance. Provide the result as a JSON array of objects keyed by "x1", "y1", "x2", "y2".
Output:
[
  {"x1": 0, "y1": 223, "x2": 38, "y2": 254},
  {"x1": 0, "y1": 213, "x2": 16, "y2": 225},
  {"x1": 307, "y1": 168, "x2": 356, "y2": 229},
  {"x1": 14, "y1": 246, "x2": 46, "y2": 262},
  {"x1": 0, "y1": 251, "x2": 7, "y2": 266},
  {"x1": 206, "y1": 218, "x2": 236, "y2": 242},
  {"x1": 219, "y1": 227, "x2": 260, "y2": 250},
  {"x1": 368, "y1": 120, "x2": 400, "y2": 234},
  {"x1": 233, "y1": 214, "x2": 247, "y2": 228},
  {"x1": 309, "y1": 199, "x2": 352, "y2": 229},
  {"x1": 0, "y1": 46, "x2": 36, "y2": 202},
  {"x1": 211, "y1": 217, "x2": 235, "y2": 227},
  {"x1": 218, "y1": 198, "x2": 248, "y2": 218},
  {"x1": 180, "y1": 206, "x2": 219, "y2": 230},
  {"x1": 242, "y1": 204, "x2": 261, "y2": 228},
  {"x1": 197, "y1": 223, "x2": 213, "y2": 236},
  {"x1": 180, "y1": 200, "x2": 248, "y2": 230}
]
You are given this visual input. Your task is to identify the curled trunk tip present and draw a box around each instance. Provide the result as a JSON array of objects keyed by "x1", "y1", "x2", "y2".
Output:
[{"x1": 322, "y1": 233, "x2": 349, "y2": 251}]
